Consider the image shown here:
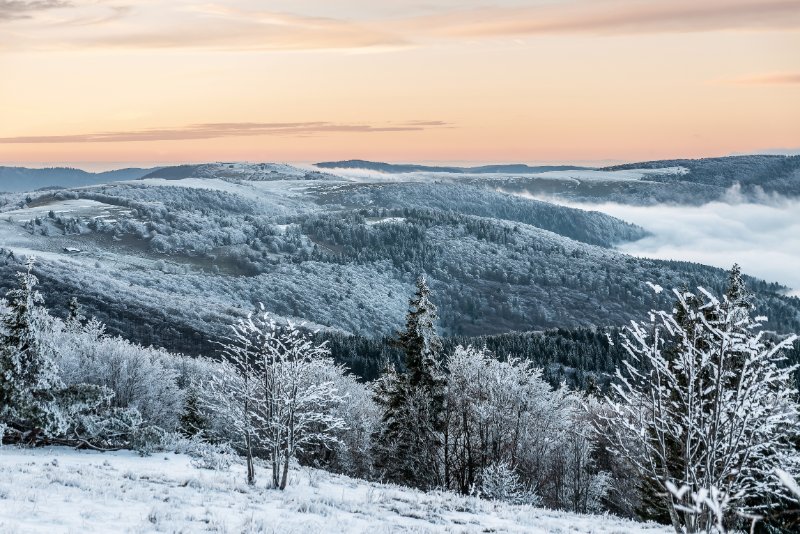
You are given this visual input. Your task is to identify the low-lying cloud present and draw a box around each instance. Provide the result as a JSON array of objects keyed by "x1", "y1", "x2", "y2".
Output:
[
  {"x1": 0, "y1": 121, "x2": 450, "y2": 144},
  {"x1": 726, "y1": 72, "x2": 800, "y2": 85},
  {"x1": 576, "y1": 199, "x2": 800, "y2": 296}
]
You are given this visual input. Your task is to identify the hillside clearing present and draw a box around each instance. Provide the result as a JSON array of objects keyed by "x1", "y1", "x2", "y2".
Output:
[{"x1": 0, "y1": 446, "x2": 670, "y2": 533}]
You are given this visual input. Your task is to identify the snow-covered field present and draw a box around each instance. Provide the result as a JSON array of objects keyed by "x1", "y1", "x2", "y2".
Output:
[
  {"x1": 2, "y1": 198, "x2": 131, "y2": 224},
  {"x1": 305, "y1": 165, "x2": 689, "y2": 185},
  {"x1": 0, "y1": 446, "x2": 670, "y2": 533}
]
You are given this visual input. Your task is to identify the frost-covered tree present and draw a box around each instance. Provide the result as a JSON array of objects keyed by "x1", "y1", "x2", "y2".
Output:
[
  {"x1": 605, "y1": 285, "x2": 800, "y2": 533},
  {"x1": 0, "y1": 259, "x2": 63, "y2": 435},
  {"x1": 249, "y1": 319, "x2": 347, "y2": 489},
  {"x1": 375, "y1": 276, "x2": 447, "y2": 489},
  {"x1": 54, "y1": 319, "x2": 183, "y2": 432},
  {"x1": 204, "y1": 311, "x2": 348, "y2": 489},
  {"x1": 443, "y1": 344, "x2": 606, "y2": 510},
  {"x1": 178, "y1": 387, "x2": 207, "y2": 439},
  {"x1": 203, "y1": 329, "x2": 259, "y2": 484},
  {"x1": 66, "y1": 296, "x2": 85, "y2": 326},
  {"x1": 395, "y1": 276, "x2": 444, "y2": 383},
  {"x1": 300, "y1": 362, "x2": 380, "y2": 479},
  {"x1": 479, "y1": 461, "x2": 540, "y2": 505},
  {"x1": 724, "y1": 264, "x2": 753, "y2": 326}
]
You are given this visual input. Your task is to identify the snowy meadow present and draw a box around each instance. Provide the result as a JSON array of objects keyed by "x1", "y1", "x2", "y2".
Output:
[{"x1": 0, "y1": 446, "x2": 672, "y2": 534}]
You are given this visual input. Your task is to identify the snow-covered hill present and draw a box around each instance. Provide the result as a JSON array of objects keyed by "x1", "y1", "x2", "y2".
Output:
[
  {"x1": 0, "y1": 165, "x2": 798, "y2": 360},
  {"x1": 0, "y1": 446, "x2": 670, "y2": 533}
]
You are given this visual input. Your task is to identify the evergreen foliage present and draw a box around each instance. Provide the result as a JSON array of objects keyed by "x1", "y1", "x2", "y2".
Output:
[
  {"x1": 375, "y1": 276, "x2": 447, "y2": 489},
  {"x1": 0, "y1": 259, "x2": 63, "y2": 434}
]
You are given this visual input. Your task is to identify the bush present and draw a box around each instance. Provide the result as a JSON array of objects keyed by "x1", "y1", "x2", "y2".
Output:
[
  {"x1": 158, "y1": 433, "x2": 236, "y2": 470},
  {"x1": 479, "y1": 462, "x2": 540, "y2": 505}
]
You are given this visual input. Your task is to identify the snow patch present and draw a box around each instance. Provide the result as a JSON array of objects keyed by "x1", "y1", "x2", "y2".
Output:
[{"x1": 366, "y1": 217, "x2": 406, "y2": 225}]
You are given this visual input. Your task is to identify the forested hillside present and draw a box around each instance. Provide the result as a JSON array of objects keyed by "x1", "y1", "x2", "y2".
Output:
[
  {"x1": 470, "y1": 155, "x2": 800, "y2": 205},
  {"x1": 0, "y1": 162, "x2": 797, "y2": 364},
  {"x1": 0, "y1": 166, "x2": 155, "y2": 193},
  {"x1": 604, "y1": 154, "x2": 800, "y2": 197}
]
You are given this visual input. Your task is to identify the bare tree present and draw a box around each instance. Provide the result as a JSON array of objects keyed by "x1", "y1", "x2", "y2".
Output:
[
  {"x1": 604, "y1": 285, "x2": 799, "y2": 533},
  {"x1": 205, "y1": 311, "x2": 347, "y2": 489},
  {"x1": 203, "y1": 330, "x2": 258, "y2": 485}
]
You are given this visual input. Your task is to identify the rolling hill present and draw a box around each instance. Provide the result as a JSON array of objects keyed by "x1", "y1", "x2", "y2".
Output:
[{"x1": 0, "y1": 162, "x2": 797, "y2": 361}]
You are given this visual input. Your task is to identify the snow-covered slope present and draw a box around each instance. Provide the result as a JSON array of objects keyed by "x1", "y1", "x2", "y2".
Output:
[
  {"x1": 0, "y1": 446, "x2": 670, "y2": 533},
  {"x1": 0, "y1": 166, "x2": 798, "y2": 358}
]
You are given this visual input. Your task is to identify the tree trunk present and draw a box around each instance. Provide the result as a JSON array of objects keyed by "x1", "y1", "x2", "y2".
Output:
[
  {"x1": 667, "y1": 499, "x2": 683, "y2": 534},
  {"x1": 444, "y1": 421, "x2": 450, "y2": 490},
  {"x1": 245, "y1": 431, "x2": 255, "y2": 485},
  {"x1": 280, "y1": 452, "x2": 290, "y2": 490},
  {"x1": 272, "y1": 445, "x2": 280, "y2": 489}
]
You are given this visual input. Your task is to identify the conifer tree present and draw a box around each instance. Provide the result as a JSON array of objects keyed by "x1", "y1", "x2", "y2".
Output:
[
  {"x1": 0, "y1": 259, "x2": 62, "y2": 434},
  {"x1": 179, "y1": 387, "x2": 207, "y2": 438},
  {"x1": 66, "y1": 297, "x2": 85, "y2": 327},
  {"x1": 724, "y1": 263, "x2": 753, "y2": 325},
  {"x1": 375, "y1": 275, "x2": 446, "y2": 489}
]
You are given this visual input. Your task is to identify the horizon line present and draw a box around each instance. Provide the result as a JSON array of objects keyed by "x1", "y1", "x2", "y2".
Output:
[{"x1": 2, "y1": 151, "x2": 800, "y2": 173}]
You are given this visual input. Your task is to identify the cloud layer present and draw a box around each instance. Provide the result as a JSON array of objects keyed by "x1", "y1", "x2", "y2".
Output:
[
  {"x1": 728, "y1": 72, "x2": 800, "y2": 85},
  {"x1": 580, "y1": 200, "x2": 800, "y2": 296},
  {"x1": 3, "y1": 0, "x2": 799, "y2": 52},
  {"x1": 405, "y1": 0, "x2": 800, "y2": 39},
  {"x1": 0, "y1": 121, "x2": 450, "y2": 144}
]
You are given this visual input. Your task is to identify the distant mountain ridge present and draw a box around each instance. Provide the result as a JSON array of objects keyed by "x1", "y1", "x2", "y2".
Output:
[
  {"x1": 0, "y1": 166, "x2": 157, "y2": 193},
  {"x1": 600, "y1": 154, "x2": 800, "y2": 197},
  {"x1": 315, "y1": 160, "x2": 591, "y2": 174}
]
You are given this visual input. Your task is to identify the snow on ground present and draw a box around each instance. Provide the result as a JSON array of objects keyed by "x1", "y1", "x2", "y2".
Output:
[
  {"x1": 135, "y1": 177, "x2": 315, "y2": 200},
  {"x1": 366, "y1": 217, "x2": 406, "y2": 226},
  {"x1": 136, "y1": 177, "x2": 261, "y2": 195},
  {"x1": 530, "y1": 167, "x2": 686, "y2": 183},
  {"x1": 134, "y1": 177, "x2": 328, "y2": 213},
  {"x1": 1, "y1": 199, "x2": 131, "y2": 224},
  {"x1": 0, "y1": 446, "x2": 670, "y2": 534},
  {"x1": 311, "y1": 166, "x2": 687, "y2": 185}
]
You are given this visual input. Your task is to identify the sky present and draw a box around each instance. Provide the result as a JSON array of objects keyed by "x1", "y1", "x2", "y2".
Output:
[{"x1": 1, "y1": 0, "x2": 799, "y2": 164}]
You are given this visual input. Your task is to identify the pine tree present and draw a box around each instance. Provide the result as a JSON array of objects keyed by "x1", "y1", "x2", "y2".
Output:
[
  {"x1": 396, "y1": 275, "x2": 444, "y2": 390},
  {"x1": 0, "y1": 259, "x2": 62, "y2": 435},
  {"x1": 636, "y1": 286, "x2": 712, "y2": 525},
  {"x1": 66, "y1": 297, "x2": 85, "y2": 327},
  {"x1": 179, "y1": 387, "x2": 207, "y2": 438},
  {"x1": 724, "y1": 263, "x2": 753, "y2": 325},
  {"x1": 375, "y1": 275, "x2": 447, "y2": 489}
]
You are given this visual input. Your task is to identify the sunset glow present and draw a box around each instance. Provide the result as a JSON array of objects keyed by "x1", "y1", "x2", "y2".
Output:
[{"x1": 2, "y1": 0, "x2": 799, "y2": 164}]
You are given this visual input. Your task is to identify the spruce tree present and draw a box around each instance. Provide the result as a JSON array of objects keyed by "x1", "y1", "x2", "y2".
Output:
[
  {"x1": 606, "y1": 285, "x2": 800, "y2": 532},
  {"x1": 637, "y1": 286, "x2": 716, "y2": 526},
  {"x1": 66, "y1": 297, "x2": 85, "y2": 327},
  {"x1": 179, "y1": 387, "x2": 207, "y2": 438},
  {"x1": 724, "y1": 263, "x2": 753, "y2": 329},
  {"x1": 0, "y1": 259, "x2": 62, "y2": 434},
  {"x1": 374, "y1": 275, "x2": 446, "y2": 489},
  {"x1": 721, "y1": 264, "x2": 755, "y2": 389}
]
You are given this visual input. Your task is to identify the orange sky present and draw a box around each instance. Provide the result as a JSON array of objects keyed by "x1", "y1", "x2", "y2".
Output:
[{"x1": 1, "y1": 0, "x2": 799, "y2": 164}]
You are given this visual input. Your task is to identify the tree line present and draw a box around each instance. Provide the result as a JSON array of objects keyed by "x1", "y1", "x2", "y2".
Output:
[{"x1": 1, "y1": 261, "x2": 799, "y2": 532}]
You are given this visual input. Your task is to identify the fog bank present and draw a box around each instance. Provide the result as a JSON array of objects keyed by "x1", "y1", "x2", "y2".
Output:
[{"x1": 533, "y1": 196, "x2": 800, "y2": 296}]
